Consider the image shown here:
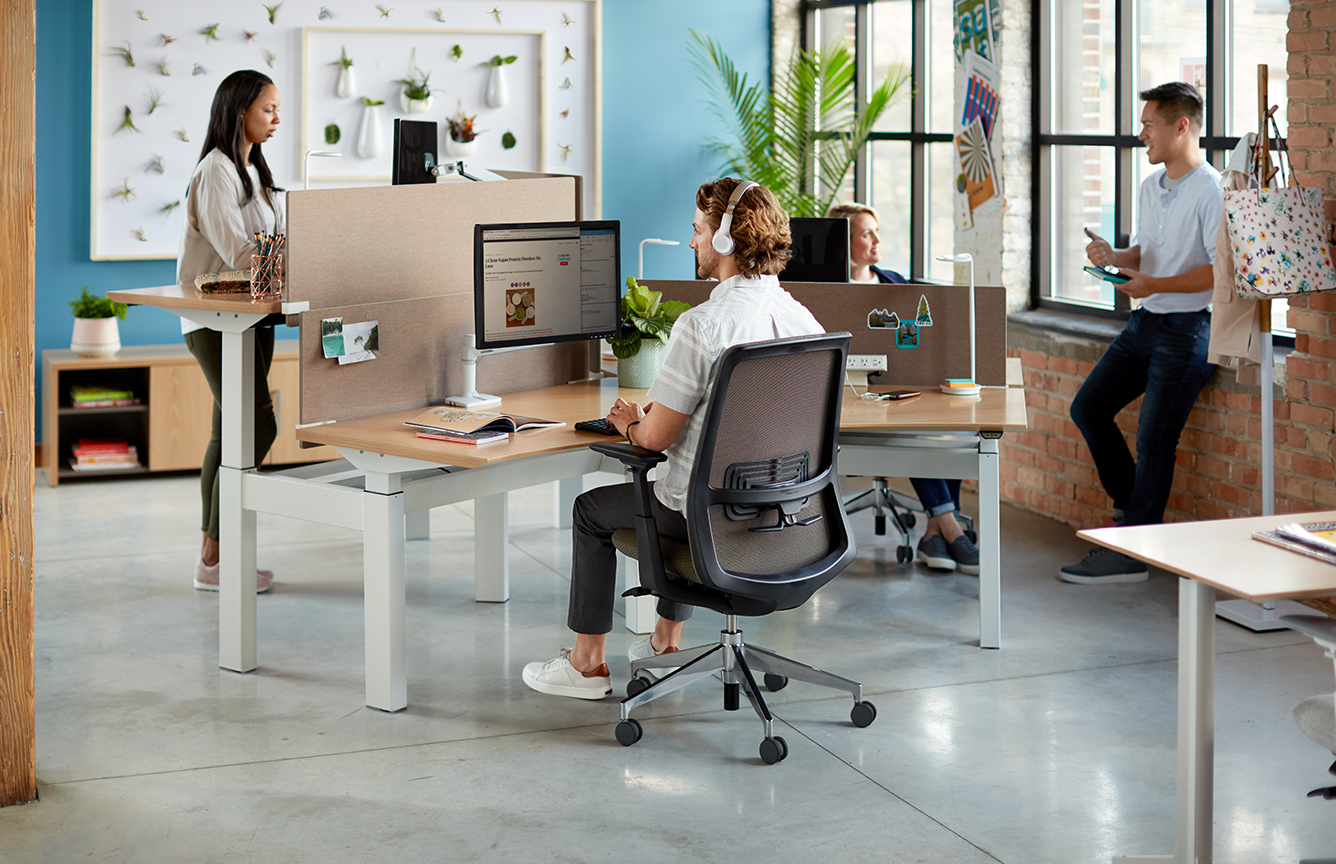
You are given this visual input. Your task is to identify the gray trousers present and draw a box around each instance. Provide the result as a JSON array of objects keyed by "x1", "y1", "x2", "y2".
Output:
[{"x1": 568, "y1": 481, "x2": 695, "y2": 635}]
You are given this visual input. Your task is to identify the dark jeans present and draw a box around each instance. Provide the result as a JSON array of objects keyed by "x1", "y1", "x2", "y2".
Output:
[
  {"x1": 184, "y1": 326, "x2": 278, "y2": 541},
  {"x1": 1070, "y1": 308, "x2": 1215, "y2": 527},
  {"x1": 569, "y1": 482, "x2": 694, "y2": 635},
  {"x1": 909, "y1": 478, "x2": 961, "y2": 518}
]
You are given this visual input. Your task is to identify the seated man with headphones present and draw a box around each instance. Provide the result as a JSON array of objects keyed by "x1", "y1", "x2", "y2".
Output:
[{"x1": 523, "y1": 178, "x2": 827, "y2": 700}]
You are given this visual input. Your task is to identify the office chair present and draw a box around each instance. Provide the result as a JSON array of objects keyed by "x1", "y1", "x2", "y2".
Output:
[
  {"x1": 590, "y1": 332, "x2": 876, "y2": 765},
  {"x1": 1282, "y1": 616, "x2": 1336, "y2": 809}
]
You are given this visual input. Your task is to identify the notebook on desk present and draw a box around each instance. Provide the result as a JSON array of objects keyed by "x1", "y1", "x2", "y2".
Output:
[{"x1": 405, "y1": 407, "x2": 564, "y2": 443}]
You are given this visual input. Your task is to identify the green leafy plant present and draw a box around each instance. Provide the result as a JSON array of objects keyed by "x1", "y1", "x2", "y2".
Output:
[
  {"x1": 332, "y1": 46, "x2": 353, "y2": 70},
  {"x1": 69, "y1": 287, "x2": 128, "y2": 321},
  {"x1": 608, "y1": 277, "x2": 691, "y2": 359},
  {"x1": 688, "y1": 30, "x2": 909, "y2": 218},
  {"x1": 501, "y1": 131, "x2": 516, "y2": 150},
  {"x1": 361, "y1": 96, "x2": 385, "y2": 107},
  {"x1": 446, "y1": 105, "x2": 478, "y2": 142},
  {"x1": 487, "y1": 54, "x2": 517, "y2": 67},
  {"x1": 396, "y1": 69, "x2": 434, "y2": 101}
]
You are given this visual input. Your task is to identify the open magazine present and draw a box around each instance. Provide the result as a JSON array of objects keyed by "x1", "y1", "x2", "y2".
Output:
[
  {"x1": 404, "y1": 407, "x2": 564, "y2": 444},
  {"x1": 1252, "y1": 521, "x2": 1336, "y2": 567}
]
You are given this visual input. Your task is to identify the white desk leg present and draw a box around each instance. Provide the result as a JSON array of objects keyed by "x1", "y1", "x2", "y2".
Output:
[
  {"x1": 554, "y1": 476, "x2": 581, "y2": 529},
  {"x1": 405, "y1": 509, "x2": 430, "y2": 541},
  {"x1": 978, "y1": 436, "x2": 1001, "y2": 649},
  {"x1": 475, "y1": 492, "x2": 509, "y2": 602},
  {"x1": 1113, "y1": 577, "x2": 1214, "y2": 864},
  {"x1": 363, "y1": 472, "x2": 407, "y2": 712},
  {"x1": 219, "y1": 328, "x2": 257, "y2": 673}
]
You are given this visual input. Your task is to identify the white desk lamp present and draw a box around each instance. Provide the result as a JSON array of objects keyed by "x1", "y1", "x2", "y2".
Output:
[
  {"x1": 934, "y1": 252, "x2": 980, "y2": 397},
  {"x1": 303, "y1": 150, "x2": 342, "y2": 190},
  {"x1": 638, "y1": 238, "x2": 680, "y2": 279}
]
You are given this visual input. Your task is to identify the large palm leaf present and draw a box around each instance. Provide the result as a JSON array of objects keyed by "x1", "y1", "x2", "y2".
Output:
[{"x1": 689, "y1": 31, "x2": 909, "y2": 218}]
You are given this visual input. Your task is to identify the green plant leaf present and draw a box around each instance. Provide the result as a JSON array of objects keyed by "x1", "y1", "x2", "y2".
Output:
[{"x1": 609, "y1": 330, "x2": 642, "y2": 359}]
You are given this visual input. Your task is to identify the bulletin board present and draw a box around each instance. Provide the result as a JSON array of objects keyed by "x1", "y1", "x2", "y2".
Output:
[{"x1": 90, "y1": 0, "x2": 601, "y2": 261}]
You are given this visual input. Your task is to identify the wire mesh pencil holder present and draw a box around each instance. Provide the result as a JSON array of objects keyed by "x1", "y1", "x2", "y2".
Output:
[{"x1": 250, "y1": 252, "x2": 284, "y2": 301}]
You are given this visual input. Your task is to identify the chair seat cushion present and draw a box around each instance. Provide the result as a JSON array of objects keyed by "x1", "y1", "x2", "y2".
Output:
[
  {"x1": 1295, "y1": 693, "x2": 1336, "y2": 752},
  {"x1": 611, "y1": 528, "x2": 700, "y2": 584}
]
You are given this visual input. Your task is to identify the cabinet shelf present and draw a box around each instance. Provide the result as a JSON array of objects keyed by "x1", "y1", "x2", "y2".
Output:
[{"x1": 58, "y1": 404, "x2": 150, "y2": 416}]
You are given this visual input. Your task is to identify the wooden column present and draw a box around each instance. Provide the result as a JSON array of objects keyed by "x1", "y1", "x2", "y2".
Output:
[{"x1": 0, "y1": 0, "x2": 37, "y2": 807}]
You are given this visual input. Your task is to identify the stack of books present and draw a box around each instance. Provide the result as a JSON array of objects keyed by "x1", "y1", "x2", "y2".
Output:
[
  {"x1": 69, "y1": 438, "x2": 140, "y2": 472},
  {"x1": 70, "y1": 385, "x2": 140, "y2": 409},
  {"x1": 1253, "y1": 521, "x2": 1336, "y2": 567}
]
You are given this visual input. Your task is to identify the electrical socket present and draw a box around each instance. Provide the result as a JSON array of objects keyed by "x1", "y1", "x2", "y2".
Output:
[{"x1": 846, "y1": 354, "x2": 888, "y2": 373}]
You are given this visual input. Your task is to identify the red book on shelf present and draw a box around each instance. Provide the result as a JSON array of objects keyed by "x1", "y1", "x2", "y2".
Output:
[{"x1": 76, "y1": 438, "x2": 130, "y2": 453}]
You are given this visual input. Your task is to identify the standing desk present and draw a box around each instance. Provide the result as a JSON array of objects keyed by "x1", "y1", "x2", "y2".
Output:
[{"x1": 1081, "y1": 513, "x2": 1336, "y2": 864}]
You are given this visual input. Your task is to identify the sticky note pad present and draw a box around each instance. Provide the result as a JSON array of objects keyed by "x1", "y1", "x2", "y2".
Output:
[{"x1": 943, "y1": 379, "x2": 975, "y2": 388}]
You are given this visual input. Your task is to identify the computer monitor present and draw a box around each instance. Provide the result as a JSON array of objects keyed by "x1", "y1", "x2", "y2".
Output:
[
  {"x1": 473, "y1": 220, "x2": 622, "y2": 351},
  {"x1": 780, "y1": 217, "x2": 850, "y2": 282},
  {"x1": 392, "y1": 119, "x2": 437, "y2": 185}
]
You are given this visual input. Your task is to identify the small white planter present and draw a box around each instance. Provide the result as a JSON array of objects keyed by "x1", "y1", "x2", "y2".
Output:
[
  {"x1": 444, "y1": 136, "x2": 478, "y2": 158},
  {"x1": 399, "y1": 91, "x2": 433, "y2": 114},
  {"x1": 356, "y1": 102, "x2": 382, "y2": 159},
  {"x1": 486, "y1": 66, "x2": 508, "y2": 108},
  {"x1": 71, "y1": 316, "x2": 121, "y2": 357},
  {"x1": 616, "y1": 339, "x2": 666, "y2": 389},
  {"x1": 335, "y1": 65, "x2": 355, "y2": 98}
]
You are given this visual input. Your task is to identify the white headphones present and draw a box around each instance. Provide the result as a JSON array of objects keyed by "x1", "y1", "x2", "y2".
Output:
[{"x1": 711, "y1": 180, "x2": 759, "y2": 255}]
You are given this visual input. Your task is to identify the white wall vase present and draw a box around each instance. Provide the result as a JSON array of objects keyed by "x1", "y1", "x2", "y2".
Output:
[
  {"x1": 616, "y1": 338, "x2": 666, "y2": 389},
  {"x1": 444, "y1": 136, "x2": 478, "y2": 158},
  {"x1": 70, "y1": 316, "x2": 121, "y2": 357},
  {"x1": 486, "y1": 66, "x2": 508, "y2": 108},
  {"x1": 335, "y1": 65, "x2": 355, "y2": 98},
  {"x1": 356, "y1": 101, "x2": 383, "y2": 159},
  {"x1": 399, "y1": 91, "x2": 433, "y2": 114}
]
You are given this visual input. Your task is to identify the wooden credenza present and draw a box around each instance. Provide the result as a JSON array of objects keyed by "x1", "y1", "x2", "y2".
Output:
[{"x1": 42, "y1": 340, "x2": 335, "y2": 485}]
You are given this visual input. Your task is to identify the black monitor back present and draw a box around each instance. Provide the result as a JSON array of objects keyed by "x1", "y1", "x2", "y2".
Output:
[
  {"x1": 392, "y1": 119, "x2": 437, "y2": 185},
  {"x1": 780, "y1": 217, "x2": 850, "y2": 283}
]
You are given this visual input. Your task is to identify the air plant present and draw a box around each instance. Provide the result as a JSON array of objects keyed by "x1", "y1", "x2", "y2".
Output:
[
  {"x1": 158, "y1": 57, "x2": 171, "y2": 76},
  {"x1": 193, "y1": 63, "x2": 208, "y2": 76},
  {"x1": 263, "y1": 3, "x2": 282, "y2": 24},
  {"x1": 332, "y1": 46, "x2": 354, "y2": 97},
  {"x1": 243, "y1": 30, "x2": 258, "y2": 42},
  {"x1": 562, "y1": 46, "x2": 575, "y2": 64},
  {"x1": 559, "y1": 77, "x2": 572, "y2": 90},
  {"x1": 561, "y1": 12, "x2": 573, "y2": 28},
  {"x1": 487, "y1": 6, "x2": 502, "y2": 24},
  {"x1": 116, "y1": 106, "x2": 139, "y2": 134},
  {"x1": 395, "y1": 68, "x2": 434, "y2": 102},
  {"x1": 318, "y1": 6, "x2": 335, "y2": 20},
  {"x1": 558, "y1": 143, "x2": 573, "y2": 162},
  {"x1": 146, "y1": 87, "x2": 165, "y2": 114},
  {"x1": 432, "y1": 7, "x2": 446, "y2": 22},
  {"x1": 361, "y1": 96, "x2": 385, "y2": 106},
  {"x1": 160, "y1": 200, "x2": 181, "y2": 216},
  {"x1": 136, "y1": 8, "x2": 147, "y2": 20},
  {"x1": 324, "y1": 123, "x2": 341, "y2": 144},
  {"x1": 112, "y1": 178, "x2": 136, "y2": 202},
  {"x1": 160, "y1": 34, "x2": 176, "y2": 45},
  {"x1": 501, "y1": 131, "x2": 516, "y2": 150},
  {"x1": 265, "y1": 51, "x2": 277, "y2": 69},
  {"x1": 559, "y1": 107, "x2": 569, "y2": 119},
  {"x1": 200, "y1": 23, "x2": 219, "y2": 42},
  {"x1": 450, "y1": 44, "x2": 463, "y2": 61},
  {"x1": 375, "y1": 4, "x2": 392, "y2": 19},
  {"x1": 109, "y1": 41, "x2": 135, "y2": 67},
  {"x1": 146, "y1": 154, "x2": 165, "y2": 174},
  {"x1": 135, "y1": 227, "x2": 148, "y2": 242},
  {"x1": 177, "y1": 127, "x2": 190, "y2": 142},
  {"x1": 446, "y1": 104, "x2": 478, "y2": 142}
]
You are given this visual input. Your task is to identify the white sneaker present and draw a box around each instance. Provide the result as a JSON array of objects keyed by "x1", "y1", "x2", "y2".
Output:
[
  {"x1": 193, "y1": 557, "x2": 273, "y2": 593},
  {"x1": 628, "y1": 636, "x2": 682, "y2": 679},
  {"x1": 522, "y1": 648, "x2": 612, "y2": 699}
]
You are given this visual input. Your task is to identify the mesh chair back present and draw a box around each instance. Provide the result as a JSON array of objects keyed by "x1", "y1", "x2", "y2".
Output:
[{"x1": 684, "y1": 332, "x2": 854, "y2": 611}]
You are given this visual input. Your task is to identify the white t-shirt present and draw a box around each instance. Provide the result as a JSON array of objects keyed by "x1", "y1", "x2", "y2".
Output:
[
  {"x1": 1133, "y1": 161, "x2": 1223, "y2": 314},
  {"x1": 176, "y1": 149, "x2": 284, "y2": 334},
  {"x1": 645, "y1": 274, "x2": 825, "y2": 512}
]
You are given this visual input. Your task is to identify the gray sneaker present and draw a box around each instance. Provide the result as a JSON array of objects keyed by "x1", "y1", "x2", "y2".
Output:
[
  {"x1": 916, "y1": 534, "x2": 956, "y2": 572},
  {"x1": 947, "y1": 534, "x2": 980, "y2": 575},
  {"x1": 1059, "y1": 547, "x2": 1149, "y2": 584}
]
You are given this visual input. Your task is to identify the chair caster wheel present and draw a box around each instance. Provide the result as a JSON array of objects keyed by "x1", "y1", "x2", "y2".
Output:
[
  {"x1": 759, "y1": 735, "x2": 788, "y2": 764},
  {"x1": 763, "y1": 673, "x2": 788, "y2": 692},
  {"x1": 851, "y1": 701, "x2": 877, "y2": 728},
  {"x1": 896, "y1": 545, "x2": 912, "y2": 564},
  {"x1": 626, "y1": 676, "x2": 652, "y2": 698},
  {"x1": 903, "y1": 512, "x2": 917, "y2": 529},
  {"x1": 874, "y1": 514, "x2": 886, "y2": 535},
  {"x1": 615, "y1": 718, "x2": 643, "y2": 746}
]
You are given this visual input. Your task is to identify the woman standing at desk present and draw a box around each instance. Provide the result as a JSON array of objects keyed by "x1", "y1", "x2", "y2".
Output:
[
  {"x1": 177, "y1": 70, "x2": 283, "y2": 592},
  {"x1": 827, "y1": 203, "x2": 979, "y2": 574}
]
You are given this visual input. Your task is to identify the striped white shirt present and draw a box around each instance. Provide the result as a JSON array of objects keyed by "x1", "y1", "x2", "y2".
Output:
[{"x1": 645, "y1": 274, "x2": 824, "y2": 512}]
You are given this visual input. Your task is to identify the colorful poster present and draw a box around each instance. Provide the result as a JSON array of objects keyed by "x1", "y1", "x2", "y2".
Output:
[
  {"x1": 953, "y1": 0, "x2": 995, "y2": 63},
  {"x1": 961, "y1": 51, "x2": 1002, "y2": 140},
  {"x1": 956, "y1": 117, "x2": 997, "y2": 212}
]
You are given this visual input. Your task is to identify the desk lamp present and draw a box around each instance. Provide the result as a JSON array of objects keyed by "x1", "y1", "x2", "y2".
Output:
[
  {"x1": 934, "y1": 252, "x2": 980, "y2": 397},
  {"x1": 638, "y1": 238, "x2": 681, "y2": 279},
  {"x1": 303, "y1": 150, "x2": 342, "y2": 190}
]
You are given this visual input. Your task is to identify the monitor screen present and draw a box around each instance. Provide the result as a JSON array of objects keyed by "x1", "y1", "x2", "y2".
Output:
[
  {"x1": 780, "y1": 217, "x2": 850, "y2": 283},
  {"x1": 474, "y1": 220, "x2": 622, "y2": 350},
  {"x1": 392, "y1": 119, "x2": 437, "y2": 185}
]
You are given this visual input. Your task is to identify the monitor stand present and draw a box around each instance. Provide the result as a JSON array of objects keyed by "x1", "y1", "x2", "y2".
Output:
[{"x1": 443, "y1": 335, "x2": 504, "y2": 409}]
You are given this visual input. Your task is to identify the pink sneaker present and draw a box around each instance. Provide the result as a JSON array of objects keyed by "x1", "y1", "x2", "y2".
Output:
[{"x1": 193, "y1": 557, "x2": 274, "y2": 593}]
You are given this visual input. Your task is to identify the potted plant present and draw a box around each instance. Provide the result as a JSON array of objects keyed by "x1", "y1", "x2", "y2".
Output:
[
  {"x1": 396, "y1": 67, "x2": 435, "y2": 113},
  {"x1": 69, "y1": 286, "x2": 127, "y2": 357},
  {"x1": 356, "y1": 96, "x2": 385, "y2": 159},
  {"x1": 608, "y1": 277, "x2": 691, "y2": 388},
  {"x1": 444, "y1": 104, "x2": 480, "y2": 157},
  {"x1": 331, "y1": 45, "x2": 355, "y2": 98},
  {"x1": 485, "y1": 54, "x2": 517, "y2": 108}
]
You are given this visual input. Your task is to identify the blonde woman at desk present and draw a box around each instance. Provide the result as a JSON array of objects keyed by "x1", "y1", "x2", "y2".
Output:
[
  {"x1": 177, "y1": 70, "x2": 284, "y2": 592},
  {"x1": 827, "y1": 203, "x2": 979, "y2": 574}
]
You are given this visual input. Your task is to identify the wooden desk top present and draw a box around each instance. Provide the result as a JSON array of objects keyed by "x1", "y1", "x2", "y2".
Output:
[
  {"x1": 1080, "y1": 512, "x2": 1336, "y2": 601},
  {"x1": 296, "y1": 378, "x2": 1029, "y2": 471},
  {"x1": 106, "y1": 284, "x2": 284, "y2": 315}
]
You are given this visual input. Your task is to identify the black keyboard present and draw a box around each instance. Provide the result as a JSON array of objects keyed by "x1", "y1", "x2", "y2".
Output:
[{"x1": 574, "y1": 417, "x2": 621, "y2": 436}]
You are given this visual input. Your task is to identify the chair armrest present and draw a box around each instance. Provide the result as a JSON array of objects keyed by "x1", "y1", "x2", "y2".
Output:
[
  {"x1": 589, "y1": 441, "x2": 667, "y2": 470},
  {"x1": 1282, "y1": 614, "x2": 1336, "y2": 647}
]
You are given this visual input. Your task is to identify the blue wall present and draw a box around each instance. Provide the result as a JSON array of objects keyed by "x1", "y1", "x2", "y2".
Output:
[{"x1": 33, "y1": 0, "x2": 771, "y2": 440}]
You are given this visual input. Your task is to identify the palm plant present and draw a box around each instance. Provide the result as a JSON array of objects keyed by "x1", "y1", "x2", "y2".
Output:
[{"x1": 688, "y1": 30, "x2": 910, "y2": 218}]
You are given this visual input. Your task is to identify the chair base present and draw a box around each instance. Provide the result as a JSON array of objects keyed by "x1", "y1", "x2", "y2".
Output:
[{"x1": 618, "y1": 618, "x2": 876, "y2": 763}]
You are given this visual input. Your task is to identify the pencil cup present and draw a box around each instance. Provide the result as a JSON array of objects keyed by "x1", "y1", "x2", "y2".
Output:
[{"x1": 250, "y1": 252, "x2": 284, "y2": 301}]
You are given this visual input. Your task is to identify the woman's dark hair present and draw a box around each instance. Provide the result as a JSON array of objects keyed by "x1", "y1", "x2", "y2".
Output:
[{"x1": 198, "y1": 69, "x2": 282, "y2": 204}]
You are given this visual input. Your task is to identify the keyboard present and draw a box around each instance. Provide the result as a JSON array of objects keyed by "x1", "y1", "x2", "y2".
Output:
[{"x1": 574, "y1": 417, "x2": 621, "y2": 436}]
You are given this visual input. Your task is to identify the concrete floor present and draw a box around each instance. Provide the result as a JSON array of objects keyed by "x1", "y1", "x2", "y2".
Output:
[{"x1": 3, "y1": 471, "x2": 1335, "y2": 863}]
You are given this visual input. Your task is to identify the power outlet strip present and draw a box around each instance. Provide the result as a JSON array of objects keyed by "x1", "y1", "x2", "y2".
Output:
[{"x1": 846, "y1": 354, "x2": 887, "y2": 388}]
